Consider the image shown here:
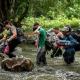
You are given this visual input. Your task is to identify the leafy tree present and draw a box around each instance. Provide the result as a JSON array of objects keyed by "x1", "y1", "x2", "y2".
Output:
[{"x1": 0, "y1": 0, "x2": 80, "y2": 27}]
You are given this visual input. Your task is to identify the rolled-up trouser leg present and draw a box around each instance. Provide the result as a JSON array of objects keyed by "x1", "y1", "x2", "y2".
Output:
[{"x1": 36, "y1": 47, "x2": 46, "y2": 65}]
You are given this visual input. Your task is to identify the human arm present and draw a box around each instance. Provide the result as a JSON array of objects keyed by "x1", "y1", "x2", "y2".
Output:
[
  {"x1": 56, "y1": 35, "x2": 78, "y2": 46},
  {"x1": 69, "y1": 35, "x2": 79, "y2": 45},
  {"x1": 7, "y1": 26, "x2": 17, "y2": 42},
  {"x1": 33, "y1": 26, "x2": 40, "y2": 35}
]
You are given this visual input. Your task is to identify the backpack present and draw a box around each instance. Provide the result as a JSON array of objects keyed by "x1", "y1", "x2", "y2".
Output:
[{"x1": 45, "y1": 32, "x2": 55, "y2": 51}]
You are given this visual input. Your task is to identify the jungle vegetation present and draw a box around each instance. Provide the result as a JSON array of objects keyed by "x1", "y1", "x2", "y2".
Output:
[{"x1": 0, "y1": 0, "x2": 80, "y2": 31}]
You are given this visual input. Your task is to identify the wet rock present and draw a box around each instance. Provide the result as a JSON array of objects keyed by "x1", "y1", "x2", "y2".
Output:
[{"x1": 1, "y1": 57, "x2": 34, "y2": 72}]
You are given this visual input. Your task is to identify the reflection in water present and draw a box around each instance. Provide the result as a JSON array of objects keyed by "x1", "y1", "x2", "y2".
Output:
[{"x1": 0, "y1": 44, "x2": 80, "y2": 80}]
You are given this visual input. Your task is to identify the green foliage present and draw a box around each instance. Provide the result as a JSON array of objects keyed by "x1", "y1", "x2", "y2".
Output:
[
  {"x1": 21, "y1": 0, "x2": 80, "y2": 32},
  {"x1": 10, "y1": 0, "x2": 80, "y2": 21},
  {"x1": 21, "y1": 16, "x2": 80, "y2": 32},
  {"x1": 21, "y1": 17, "x2": 35, "y2": 31},
  {"x1": 1, "y1": 0, "x2": 80, "y2": 28}
]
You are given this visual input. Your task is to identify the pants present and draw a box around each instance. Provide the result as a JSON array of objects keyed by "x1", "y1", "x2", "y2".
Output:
[
  {"x1": 63, "y1": 48, "x2": 75, "y2": 64},
  {"x1": 36, "y1": 46, "x2": 47, "y2": 65},
  {"x1": 7, "y1": 38, "x2": 20, "y2": 58}
]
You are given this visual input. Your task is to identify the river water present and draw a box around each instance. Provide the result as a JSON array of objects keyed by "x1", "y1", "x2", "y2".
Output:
[{"x1": 0, "y1": 44, "x2": 80, "y2": 80}]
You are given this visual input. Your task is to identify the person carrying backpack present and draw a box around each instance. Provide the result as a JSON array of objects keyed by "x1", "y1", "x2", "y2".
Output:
[
  {"x1": 3, "y1": 20, "x2": 20, "y2": 58},
  {"x1": 57, "y1": 26, "x2": 78, "y2": 64}
]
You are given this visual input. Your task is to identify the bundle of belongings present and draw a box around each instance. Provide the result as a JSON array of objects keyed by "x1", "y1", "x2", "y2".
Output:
[
  {"x1": 57, "y1": 26, "x2": 78, "y2": 64},
  {"x1": 45, "y1": 28, "x2": 62, "y2": 57}
]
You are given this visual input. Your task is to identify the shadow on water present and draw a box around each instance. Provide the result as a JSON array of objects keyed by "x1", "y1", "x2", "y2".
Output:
[{"x1": 0, "y1": 43, "x2": 80, "y2": 80}]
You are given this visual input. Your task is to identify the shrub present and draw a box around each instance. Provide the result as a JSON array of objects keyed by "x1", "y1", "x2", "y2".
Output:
[{"x1": 21, "y1": 16, "x2": 80, "y2": 32}]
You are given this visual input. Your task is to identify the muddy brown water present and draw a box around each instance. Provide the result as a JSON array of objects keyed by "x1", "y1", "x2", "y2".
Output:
[{"x1": 0, "y1": 44, "x2": 80, "y2": 80}]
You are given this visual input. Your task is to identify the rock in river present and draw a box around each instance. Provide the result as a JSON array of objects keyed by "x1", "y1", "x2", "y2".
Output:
[{"x1": 1, "y1": 57, "x2": 34, "y2": 72}]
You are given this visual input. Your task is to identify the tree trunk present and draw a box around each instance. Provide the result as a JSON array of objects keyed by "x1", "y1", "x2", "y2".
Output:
[
  {"x1": 0, "y1": 0, "x2": 11, "y2": 21},
  {"x1": 0, "y1": 0, "x2": 30, "y2": 27},
  {"x1": 13, "y1": 0, "x2": 30, "y2": 27}
]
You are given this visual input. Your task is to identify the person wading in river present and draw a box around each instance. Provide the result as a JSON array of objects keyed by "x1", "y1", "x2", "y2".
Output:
[
  {"x1": 3, "y1": 20, "x2": 20, "y2": 58},
  {"x1": 32, "y1": 22, "x2": 47, "y2": 66},
  {"x1": 50, "y1": 27, "x2": 64, "y2": 58},
  {"x1": 57, "y1": 26, "x2": 78, "y2": 64}
]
